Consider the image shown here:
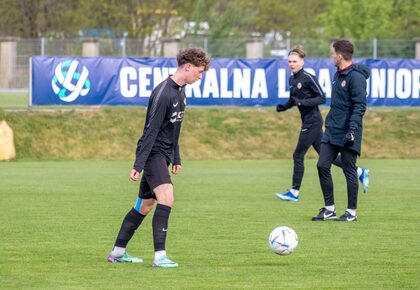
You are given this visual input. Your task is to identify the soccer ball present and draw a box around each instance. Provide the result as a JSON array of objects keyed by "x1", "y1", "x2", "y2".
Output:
[{"x1": 268, "y1": 226, "x2": 298, "y2": 255}]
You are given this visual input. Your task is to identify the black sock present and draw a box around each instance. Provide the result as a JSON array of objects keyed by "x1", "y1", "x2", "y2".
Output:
[
  {"x1": 114, "y1": 208, "x2": 146, "y2": 248},
  {"x1": 152, "y1": 204, "x2": 172, "y2": 252}
]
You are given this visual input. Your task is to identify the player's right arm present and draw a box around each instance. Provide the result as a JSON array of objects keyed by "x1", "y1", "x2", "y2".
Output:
[
  {"x1": 130, "y1": 168, "x2": 141, "y2": 181},
  {"x1": 276, "y1": 76, "x2": 295, "y2": 112},
  {"x1": 132, "y1": 85, "x2": 169, "y2": 177}
]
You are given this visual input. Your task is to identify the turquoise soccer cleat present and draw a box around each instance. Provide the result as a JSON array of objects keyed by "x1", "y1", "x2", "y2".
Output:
[
  {"x1": 359, "y1": 168, "x2": 370, "y2": 193},
  {"x1": 152, "y1": 256, "x2": 178, "y2": 268},
  {"x1": 107, "y1": 252, "x2": 143, "y2": 263},
  {"x1": 275, "y1": 191, "x2": 299, "y2": 202}
]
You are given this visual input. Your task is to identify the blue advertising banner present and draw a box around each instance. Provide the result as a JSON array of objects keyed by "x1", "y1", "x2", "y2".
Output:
[{"x1": 31, "y1": 57, "x2": 420, "y2": 106}]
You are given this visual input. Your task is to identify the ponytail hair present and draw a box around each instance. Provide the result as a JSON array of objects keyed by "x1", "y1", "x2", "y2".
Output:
[{"x1": 288, "y1": 45, "x2": 306, "y2": 58}]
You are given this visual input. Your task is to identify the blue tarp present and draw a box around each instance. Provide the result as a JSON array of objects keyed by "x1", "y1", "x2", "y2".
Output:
[{"x1": 31, "y1": 57, "x2": 420, "y2": 106}]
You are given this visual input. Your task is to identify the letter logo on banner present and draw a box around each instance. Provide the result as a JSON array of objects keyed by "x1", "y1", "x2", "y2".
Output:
[{"x1": 51, "y1": 59, "x2": 91, "y2": 102}]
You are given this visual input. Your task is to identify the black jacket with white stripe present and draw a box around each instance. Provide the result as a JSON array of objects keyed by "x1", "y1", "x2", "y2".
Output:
[
  {"x1": 133, "y1": 77, "x2": 185, "y2": 172},
  {"x1": 283, "y1": 68, "x2": 326, "y2": 125}
]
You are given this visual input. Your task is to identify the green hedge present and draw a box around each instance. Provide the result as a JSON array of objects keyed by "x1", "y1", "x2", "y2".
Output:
[{"x1": 0, "y1": 107, "x2": 419, "y2": 160}]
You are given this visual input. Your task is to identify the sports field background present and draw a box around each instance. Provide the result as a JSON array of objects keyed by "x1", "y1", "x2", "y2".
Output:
[
  {"x1": 1, "y1": 93, "x2": 420, "y2": 288},
  {"x1": 1, "y1": 159, "x2": 419, "y2": 289}
]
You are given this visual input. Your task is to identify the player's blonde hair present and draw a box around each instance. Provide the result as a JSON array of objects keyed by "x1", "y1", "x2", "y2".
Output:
[{"x1": 288, "y1": 45, "x2": 306, "y2": 59}]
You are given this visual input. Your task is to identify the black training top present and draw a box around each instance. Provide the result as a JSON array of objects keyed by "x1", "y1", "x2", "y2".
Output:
[
  {"x1": 283, "y1": 68, "x2": 326, "y2": 125},
  {"x1": 133, "y1": 77, "x2": 186, "y2": 172}
]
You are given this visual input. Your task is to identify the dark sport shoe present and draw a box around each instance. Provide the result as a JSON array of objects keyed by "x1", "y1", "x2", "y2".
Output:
[
  {"x1": 311, "y1": 207, "x2": 336, "y2": 221},
  {"x1": 335, "y1": 211, "x2": 357, "y2": 222}
]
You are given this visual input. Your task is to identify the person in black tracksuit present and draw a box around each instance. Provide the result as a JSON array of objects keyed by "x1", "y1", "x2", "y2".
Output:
[
  {"x1": 312, "y1": 40, "x2": 370, "y2": 222},
  {"x1": 107, "y1": 48, "x2": 210, "y2": 267},
  {"x1": 275, "y1": 46, "x2": 368, "y2": 202}
]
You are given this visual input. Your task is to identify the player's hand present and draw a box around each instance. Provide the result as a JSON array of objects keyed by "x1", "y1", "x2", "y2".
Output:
[
  {"x1": 292, "y1": 97, "x2": 304, "y2": 106},
  {"x1": 130, "y1": 169, "x2": 141, "y2": 181},
  {"x1": 172, "y1": 164, "x2": 182, "y2": 174},
  {"x1": 343, "y1": 127, "x2": 356, "y2": 147},
  {"x1": 276, "y1": 104, "x2": 286, "y2": 112}
]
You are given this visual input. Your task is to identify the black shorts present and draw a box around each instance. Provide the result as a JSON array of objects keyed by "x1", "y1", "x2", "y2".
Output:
[{"x1": 138, "y1": 153, "x2": 172, "y2": 200}]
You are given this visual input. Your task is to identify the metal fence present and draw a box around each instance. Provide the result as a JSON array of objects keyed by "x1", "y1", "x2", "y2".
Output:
[
  {"x1": 4, "y1": 37, "x2": 418, "y2": 90},
  {"x1": 266, "y1": 38, "x2": 415, "y2": 59}
]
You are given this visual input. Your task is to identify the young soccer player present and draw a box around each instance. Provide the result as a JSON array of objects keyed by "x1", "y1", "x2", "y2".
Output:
[
  {"x1": 275, "y1": 45, "x2": 369, "y2": 202},
  {"x1": 107, "y1": 48, "x2": 210, "y2": 267}
]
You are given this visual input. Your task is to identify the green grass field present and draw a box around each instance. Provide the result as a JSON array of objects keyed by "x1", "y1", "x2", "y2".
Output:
[
  {"x1": 1, "y1": 159, "x2": 419, "y2": 289},
  {"x1": 0, "y1": 92, "x2": 28, "y2": 108}
]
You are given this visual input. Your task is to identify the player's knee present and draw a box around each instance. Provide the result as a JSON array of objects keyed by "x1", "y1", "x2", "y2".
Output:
[
  {"x1": 159, "y1": 193, "x2": 174, "y2": 207},
  {"x1": 317, "y1": 160, "x2": 330, "y2": 172},
  {"x1": 140, "y1": 200, "x2": 155, "y2": 215},
  {"x1": 342, "y1": 167, "x2": 357, "y2": 178},
  {"x1": 154, "y1": 183, "x2": 174, "y2": 207},
  {"x1": 293, "y1": 151, "x2": 305, "y2": 162},
  {"x1": 140, "y1": 205, "x2": 153, "y2": 215}
]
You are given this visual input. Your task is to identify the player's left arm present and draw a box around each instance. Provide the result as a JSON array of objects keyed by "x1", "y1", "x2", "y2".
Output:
[
  {"x1": 172, "y1": 164, "x2": 182, "y2": 174},
  {"x1": 133, "y1": 95, "x2": 169, "y2": 175},
  {"x1": 348, "y1": 73, "x2": 367, "y2": 130}
]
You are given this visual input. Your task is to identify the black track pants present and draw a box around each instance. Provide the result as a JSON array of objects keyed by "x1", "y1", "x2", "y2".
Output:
[
  {"x1": 292, "y1": 123, "x2": 343, "y2": 190},
  {"x1": 317, "y1": 143, "x2": 359, "y2": 209}
]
